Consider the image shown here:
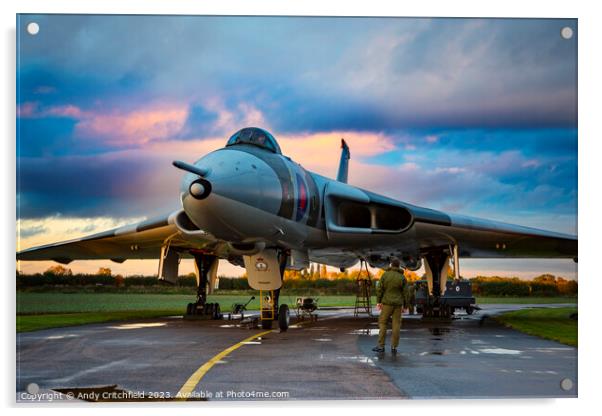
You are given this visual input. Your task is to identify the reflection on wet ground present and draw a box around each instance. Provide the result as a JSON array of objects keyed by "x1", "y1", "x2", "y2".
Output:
[
  {"x1": 355, "y1": 309, "x2": 577, "y2": 398},
  {"x1": 348, "y1": 328, "x2": 380, "y2": 336},
  {"x1": 107, "y1": 322, "x2": 167, "y2": 330}
]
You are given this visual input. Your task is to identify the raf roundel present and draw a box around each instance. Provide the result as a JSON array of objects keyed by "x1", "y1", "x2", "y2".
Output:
[{"x1": 255, "y1": 258, "x2": 269, "y2": 272}]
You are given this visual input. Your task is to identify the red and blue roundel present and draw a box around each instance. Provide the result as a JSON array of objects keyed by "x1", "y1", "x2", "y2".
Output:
[{"x1": 295, "y1": 172, "x2": 308, "y2": 221}]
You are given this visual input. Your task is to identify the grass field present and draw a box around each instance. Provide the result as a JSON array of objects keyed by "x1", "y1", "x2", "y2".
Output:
[
  {"x1": 16, "y1": 293, "x2": 366, "y2": 315},
  {"x1": 16, "y1": 310, "x2": 184, "y2": 333},
  {"x1": 16, "y1": 292, "x2": 577, "y2": 314},
  {"x1": 16, "y1": 292, "x2": 577, "y2": 332},
  {"x1": 495, "y1": 307, "x2": 577, "y2": 346}
]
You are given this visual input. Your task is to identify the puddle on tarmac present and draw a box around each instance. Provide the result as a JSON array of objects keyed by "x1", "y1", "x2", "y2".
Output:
[
  {"x1": 349, "y1": 328, "x2": 409, "y2": 336},
  {"x1": 429, "y1": 328, "x2": 451, "y2": 336},
  {"x1": 45, "y1": 334, "x2": 79, "y2": 340},
  {"x1": 107, "y1": 323, "x2": 167, "y2": 330},
  {"x1": 312, "y1": 338, "x2": 333, "y2": 342},
  {"x1": 349, "y1": 328, "x2": 380, "y2": 336},
  {"x1": 531, "y1": 347, "x2": 574, "y2": 352},
  {"x1": 419, "y1": 350, "x2": 448, "y2": 356},
  {"x1": 479, "y1": 348, "x2": 521, "y2": 355},
  {"x1": 336, "y1": 355, "x2": 376, "y2": 366}
]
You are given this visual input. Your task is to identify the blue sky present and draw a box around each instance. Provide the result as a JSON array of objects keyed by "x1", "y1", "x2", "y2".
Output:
[{"x1": 16, "y1": 15, "x2": 577, "y2": 278}]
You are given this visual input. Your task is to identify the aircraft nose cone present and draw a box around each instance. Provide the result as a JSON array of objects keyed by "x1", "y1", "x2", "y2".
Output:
[
  {"x1": 187, "y1": 149, "x2": 281, "y2": 211},
  {"x1": 180, "y1": 148, "x2": 283, "y2": 239}
]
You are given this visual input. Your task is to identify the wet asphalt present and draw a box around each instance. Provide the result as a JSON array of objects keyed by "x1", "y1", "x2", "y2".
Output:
[{"x1": 16, "y1": 304, "x2": 577, "y2": 402}]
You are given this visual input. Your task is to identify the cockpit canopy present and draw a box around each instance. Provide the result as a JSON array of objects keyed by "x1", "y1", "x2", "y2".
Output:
[{"x1": 226, "y1": 127, "x2": 282, "y2": 154}]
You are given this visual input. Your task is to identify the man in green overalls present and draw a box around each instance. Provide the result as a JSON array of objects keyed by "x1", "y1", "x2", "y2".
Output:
[{"x1": 373, "y1": 259, "x2": 407, "y2": 354}]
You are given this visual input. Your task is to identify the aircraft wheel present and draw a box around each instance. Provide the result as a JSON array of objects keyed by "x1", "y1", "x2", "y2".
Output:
[
  {"x1": 466, "y1": 306, "x2": 474, "y2": 315},
  {"x1": 278, "y1": 304, "x2": 290, "y2": 331},
  {"x1": 186, "y1": 303, "x2": 194, "y2": 315},
  {"x1": 212, "y1": 303, "x2": 221, "y2": 319},
  {"x1": 205, "y1": 303, "x2": 213, "y2": 317},
  {"x1": 261, "y1": 319, "x2": 273, "y2": 330}
]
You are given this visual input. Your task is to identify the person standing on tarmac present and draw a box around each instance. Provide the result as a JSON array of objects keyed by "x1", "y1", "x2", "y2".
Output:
[{"x1": 373, "y1": 259, "x2": 407, "y2": 354}]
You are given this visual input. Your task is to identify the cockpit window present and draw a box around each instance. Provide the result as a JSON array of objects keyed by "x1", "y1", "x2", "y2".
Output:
[{"x1": 226, "y1": 127, "x2": 281, "y2": 154}]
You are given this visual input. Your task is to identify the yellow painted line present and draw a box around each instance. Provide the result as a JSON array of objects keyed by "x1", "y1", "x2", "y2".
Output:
[{"x1": 176, "y1": 329, "x2": 273, "y2": 400}]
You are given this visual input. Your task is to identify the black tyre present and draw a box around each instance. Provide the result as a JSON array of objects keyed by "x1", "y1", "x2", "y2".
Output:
[
  {"x1": 261, "y1": 319, "x2": 273, "y2": 330},
  {"x1": 278, "y1": 304, "x2": 290, "y2": 331},
  {"x1": 212, "y1": 303, "x2": 221, "y2": 319},
  {"x1": 186, "y1": 303, "x2": 194, "y2": 315},
  {"x1": 466, "y1": 306, "x2": 474, "y2": 315}
]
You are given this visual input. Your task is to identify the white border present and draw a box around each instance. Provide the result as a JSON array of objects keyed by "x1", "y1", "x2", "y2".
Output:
[{"x1": 3, "y1": 1, "x2": 600, "y2": 415}]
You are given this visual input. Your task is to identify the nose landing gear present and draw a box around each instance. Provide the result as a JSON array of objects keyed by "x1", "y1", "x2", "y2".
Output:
[
  {"x1": 278, "y1": 304, "x2": 290, "y2": 330},
  {"x1": 259, "y1": 292, "x2": 290, "y2": 331},
  {"x1": 245, "y1": 248, "x2": 290, "y2": 331}
]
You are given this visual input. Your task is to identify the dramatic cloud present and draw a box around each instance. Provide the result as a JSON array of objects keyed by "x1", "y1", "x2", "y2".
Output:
[
  {"x1": 16, "y1": 15, "x2": 578, "y2": 278},
  {"x1": 74, "y1": 104, "x2": 188, "y2": 147}
]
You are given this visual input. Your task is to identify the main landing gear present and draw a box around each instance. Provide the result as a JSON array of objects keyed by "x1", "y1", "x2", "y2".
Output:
[
  {"x1": 420, "y1": 245, "x2": 477, "y2": 319},
  {"x1": 422, "y1": 249, "x2": 453, "y2": 319},
  {"x1": 185, "y1": 254, "x2": 222, "y2": 320}
]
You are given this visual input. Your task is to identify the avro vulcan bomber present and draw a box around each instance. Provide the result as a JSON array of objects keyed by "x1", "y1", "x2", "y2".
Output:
[{"x1": 17, "y1": 127, "x2": 577, "y2": 330}]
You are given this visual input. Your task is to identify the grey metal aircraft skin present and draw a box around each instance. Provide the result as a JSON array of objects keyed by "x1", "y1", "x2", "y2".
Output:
[{"x1": 17, "y1": 127, "x2": 577, "y2": 283}]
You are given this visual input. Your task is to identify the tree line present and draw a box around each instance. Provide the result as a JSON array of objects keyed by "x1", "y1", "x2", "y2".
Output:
[{"x1": 16, "y1": 266, "x2": 576, "y2": 297}]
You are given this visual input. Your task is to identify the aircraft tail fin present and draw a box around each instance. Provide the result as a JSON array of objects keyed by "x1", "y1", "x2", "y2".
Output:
[{"x1": 336, "y1": 139, "x2": 351, "y2": 183}]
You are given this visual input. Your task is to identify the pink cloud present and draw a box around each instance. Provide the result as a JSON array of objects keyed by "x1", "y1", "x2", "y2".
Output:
[
  {"x1": 18, "y1": 97, "x2": 272, "y2": 150},
  {"x1": 75, "y1": 103, "x2": 188, "y2": 146},
  {"x1": 17, "y1": 102, "x2": 39, "y2": 117},
  {"x1": 18, "y1": 100, "x2": 190, "y2": 147},
  {"x1": 45, "y1": 105, "x2": 84, "y2": 118},
  {"x1": 18, "y1": 102, "x2": 84, "y2": 119},
  {"x1": 278, "y1": 131, "x2": 396, "y2": 177}
]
